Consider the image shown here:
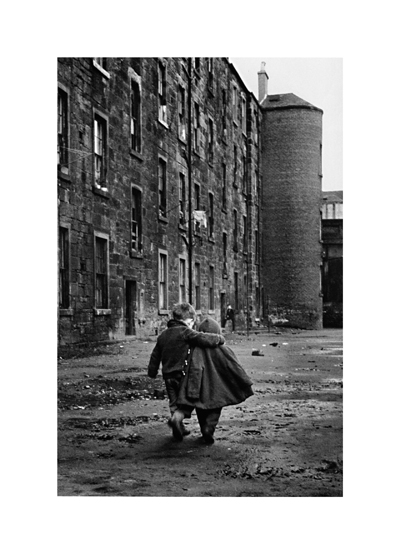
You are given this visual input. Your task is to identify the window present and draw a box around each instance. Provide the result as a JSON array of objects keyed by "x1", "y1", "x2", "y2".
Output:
[
  {"x1": 209, "y1": 265, "x2": 215, "y2": 311},
  {"x1": 194, "y1": 183, "x2": 201, "y2": 234},
  {"x1": 208, "y1": 192, "x2": 214, "y2": 239},
  {"x1": 178, "y1": 85, "x2": 186, "y2": 141},
  {"x1": 233, "y1": 209, "x2": 238, "y2": 251},
  {"x1": 243, "y1": 215, "x2": 248, "y2": 252},
  {"x1": 233, "y1": 145, "x2": 238, "y2": 187},
  {"x1": 234, "y1": 272, "x2": 239, "y2": 310},
  {"x1": 158, "y1": 61, "x2": 167, "y2": 124},
  {"x1": 93, "y1": 58, "x2": 110, "y2": 79},
  {"x1": 208, "y1": 118, "x2": 213, "y2": 164},
  {"x1": 195, "y1": 263, "x2": 201, "y2": 310},
  {"x1": 58, "y1": 89, "x2": 68, "y2": 168},
  {"x1": 255, "y1": 229, "x2": 260, "y2": 263},
  {"x1": 194, "y1": 102, "x2": 200, "y2": 152},
  {"x1": 94, "y1": 114, "x2": 107, "y2": 189},
  {"x1": 242, "y1": 153, "x2": 247, "y2": 193},
  {"x1": 254, "y1": 110, "x2": 259, "y2": 145},
  {"x1": 131, "y1": 187, "x2": 142, "y2": 253},
  {"x1": 158, "y1": 157, "x2": 167, "y2": 218},
  {"x1": 241, "y1": 96, "x2": 246, "y2": 133},
  {"x1": 159, "y1": 251, "x2": 168, "y2": 310},
  {"x1": 233, "y1": 85, "x2": 238, "y2": 123},
  {"x1": 222, "y1": 89, "x2": 227, "y2": 139},
  {"x1": 223, "y1": 232, "x2": 227, "y2": 259},
  {"x1": 222, "y1": 163, "x2": 227, "y2": 210},
  {"x1": 179, "y1": 173, "x2": 186, "y2": 226},
  {"x1": 95, "y1": 235, "x2": 109, "y2": 309},
  {"x1": 58, "y1": 226, "x2": 69, "y2": 308},
  {"x1": 130, "y1": 79, "x2": 141, "y2": 152},
  {"x1": 94, "y1": 58, "x2": 107, "y2": 71},
  {"x1": 207, "y1": 58, "x2": 214, "y2": 90},
  {"x1": 179, "y1": 258, "x2": 186, "y2": 303}
]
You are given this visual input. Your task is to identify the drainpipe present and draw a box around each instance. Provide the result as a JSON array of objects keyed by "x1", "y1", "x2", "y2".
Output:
[{"x1": 187, "y1": 58, "x2": 193, "y2": 304}]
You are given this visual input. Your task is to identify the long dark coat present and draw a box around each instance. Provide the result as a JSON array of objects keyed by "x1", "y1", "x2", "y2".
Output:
[{"x1": 177, "y1": 318, "x2": 254, "y2": 410}]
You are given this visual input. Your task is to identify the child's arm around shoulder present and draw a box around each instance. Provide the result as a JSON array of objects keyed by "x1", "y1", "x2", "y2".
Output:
[
  {"x1": 184, "y1": 327, "x2": 225, "y2": 348},
  {"x1": 147, "y1": 341, "x2": 161, "y2": 378}
]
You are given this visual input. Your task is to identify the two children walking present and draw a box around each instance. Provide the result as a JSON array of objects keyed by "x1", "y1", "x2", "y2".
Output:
[{"x1": 147, "y1": 302, "x2": 253, "y2": 444}]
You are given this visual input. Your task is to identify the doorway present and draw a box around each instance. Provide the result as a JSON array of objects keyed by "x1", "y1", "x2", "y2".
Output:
[{"x1": 125, "y1": 280, "x2": 137, "y2": 335}]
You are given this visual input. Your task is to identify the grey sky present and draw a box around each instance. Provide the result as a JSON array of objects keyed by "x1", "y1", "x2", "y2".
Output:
[{"x1": 230, "y1": 58, "x2": 343, "y2": 192}]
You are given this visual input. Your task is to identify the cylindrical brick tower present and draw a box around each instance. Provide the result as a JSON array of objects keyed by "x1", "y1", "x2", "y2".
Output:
[{"x1": 260, "y1": 93, "x2": 323, "y2": 329}]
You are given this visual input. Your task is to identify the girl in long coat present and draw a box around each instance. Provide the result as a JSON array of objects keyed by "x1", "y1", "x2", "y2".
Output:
[{"x1": 177, "y1": 317, "x2": 254, "y2": 443}]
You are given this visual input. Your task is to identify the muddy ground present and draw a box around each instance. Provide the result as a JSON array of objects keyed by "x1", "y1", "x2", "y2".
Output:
[{"x1": 58, "y1": 328, "x2": 343, "y2": 497}]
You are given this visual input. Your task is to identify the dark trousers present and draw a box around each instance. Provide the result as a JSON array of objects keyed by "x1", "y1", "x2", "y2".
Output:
[{"x1": 164, "y1": 373, "x2": 222, "y2": 436}]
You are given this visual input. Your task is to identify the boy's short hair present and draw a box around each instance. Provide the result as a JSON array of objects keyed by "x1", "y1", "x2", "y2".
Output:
[{"x1": 172, "y1": 302, "x2": 196, "y2": 321}]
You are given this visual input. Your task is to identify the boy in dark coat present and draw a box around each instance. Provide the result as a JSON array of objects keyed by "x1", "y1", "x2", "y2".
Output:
[
  {"x1": 147, "y1": 303, "x2": 225, "y2": 441},
  {"x1": 177, "y1": 317, "x2": 253, "y2": 443}
]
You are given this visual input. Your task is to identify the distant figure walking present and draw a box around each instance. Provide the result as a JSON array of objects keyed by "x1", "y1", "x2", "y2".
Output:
[{"x1": 226, "y1": 305, "x2": 235, "y2": 332}]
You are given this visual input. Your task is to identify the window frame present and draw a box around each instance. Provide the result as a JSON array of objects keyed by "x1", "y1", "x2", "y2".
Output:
[
  {"x1": 177, "y1": 84, "x2": 187, "y2": 142},
  {"x1": 194, "y1": 102, "x2": 201, "y2": 153},
  {"x1": 131, "y1": 185, "x2": 143, "y2": 256},
  {"x1": 130, "y1": 72, "x2": 142, "y2": 155},
  {"x1": 194, "y1": 182, "x2": 201, "y2": 235},
  {"x1": 93, "y1": 231, "x2": 110, "y2": 315},
  {"x1": 222, "y1": 162, "x2": 227, "y2": 211},
  {"x1": 207, "y1": 116, "x2": 214, "y2": 165},
  {"x1": 209, "y1": 265, "x2": 215, "y2": 312},
  {"x1": 179, "y1": 172, "x2": 187, "y2": 227},
  {"x1": 241, "y1": 94, "x2": 247, "y2": 135},
  {"x1": 242, "y1": 152, "x2": 247, "y2": 194},
  {"x1": 158, "y1": 155, "x2": 168, "y2": 220},
  {"x1": 158, "y1": 249, "x2": 169, "y2": 314},
  {"x1": 57, "y1": 86, "x2": 69, "y2": 171},
  {"x1": 194, "y1": 262, "x2": 201, "y2": 311},
  {"x1": 233, "y1": 209, "x2": 238, "y2": 251},
  {"x1": 208, "y1": 191, "x2": 214, "y2": 240},
  {"x1": 232, "y1": 84, "x2": 238, "y2": 125},
  {"x1": 158, "y1": 60, "x2": 168, "y2": 126},
  {"x1": 93, "y1": 58, "x2": 110, "y2": 79},
  {"x1": 179, "y1": 257, "x2": 187, "y2": 303},
  {"x1": 93, "y1": 110, "x2": 108, "y2": 191},
  {"x1": 207, "y1": 57, "x2": 214, "y2": 92},
  {"x1": 58, "y1": 224, "x2": 71, "y2": 312},
  {"x1": 242, "y1": 214, "x2": 248, "y2": 253}
]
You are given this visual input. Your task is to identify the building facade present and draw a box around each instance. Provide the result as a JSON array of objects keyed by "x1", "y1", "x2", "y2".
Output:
[{"x1": 58, "y1": 57, "x2": 323, "y2": 345}]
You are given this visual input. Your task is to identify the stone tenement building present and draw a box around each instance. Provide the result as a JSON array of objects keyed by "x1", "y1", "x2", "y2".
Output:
[{"x1": 58, "y1": 57, "x2": 323, "y2": 345}]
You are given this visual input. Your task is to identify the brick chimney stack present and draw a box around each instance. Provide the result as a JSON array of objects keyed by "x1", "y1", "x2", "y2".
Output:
[{"x1": 258, "y1": 61, "x2": 269, "y2": 103}]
